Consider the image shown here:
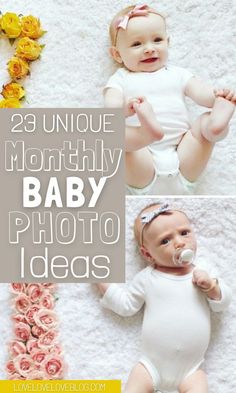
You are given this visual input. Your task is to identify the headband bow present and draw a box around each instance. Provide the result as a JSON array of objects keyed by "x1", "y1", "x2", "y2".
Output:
[
  {"x1": 114, "y1": 4, "x2": 149, "y2": 30},
  {"x1": 141, "y1": 204, "x2": 170, "y2": 225},
  {"x1": 140, "y1": 204, "x2": 169, "y2": 246}
]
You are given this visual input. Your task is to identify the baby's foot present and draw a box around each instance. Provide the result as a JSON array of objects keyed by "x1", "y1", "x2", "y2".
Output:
[
  {"x1": 125, "y1": 98, "x2": 141, "y2": 117},
  {"x1": 214, "y1": 88, "x2": 236, "y2": 104},
  {"x1": 203, "y1": 97, "x2": 235, "y2": 142},
  {"x1": 133, "y1": 98, "x2": 164, "y2": 141}
]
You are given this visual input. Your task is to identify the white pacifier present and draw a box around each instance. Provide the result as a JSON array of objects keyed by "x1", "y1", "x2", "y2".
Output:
[{"x1": 173, "y1": 248, "x2": 195, "y2": 265}]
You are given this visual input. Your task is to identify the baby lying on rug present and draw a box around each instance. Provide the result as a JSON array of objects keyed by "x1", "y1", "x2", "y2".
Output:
[
  {"x1": 104, "y1": 4, "x2": 236, "y2": 195},
  {"x1": 97, "y1": 203, "x2": 232, "y2": 393}
]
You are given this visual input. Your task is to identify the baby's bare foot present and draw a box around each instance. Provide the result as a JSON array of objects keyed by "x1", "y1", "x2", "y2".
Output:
[
  {"x1": 203, "y1": 97, "x2": 235, "y2": 142},
  {"x1": 133, "y1": 98, "x2": 164, "y2": 141},
  {"x1": 125, "y1": 98, "x2": 141, "y2": 117},
  {"x1": 214, "y1": 88, "x2": 236, "y2": 104}
]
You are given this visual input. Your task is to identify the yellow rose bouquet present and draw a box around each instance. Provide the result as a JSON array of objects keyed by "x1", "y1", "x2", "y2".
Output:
[{"x1": 0, "y1": 11, "x2": 45, "y2": 108}]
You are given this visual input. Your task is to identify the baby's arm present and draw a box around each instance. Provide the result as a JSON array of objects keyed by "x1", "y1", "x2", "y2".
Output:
[
  {"x1": 185, "y1": 77, "x2": 236, "y2": 107},
  {"x1": 193, "y1": 269, "x2": 221, "y2": 299},
  {"x1": 96, "y1": 269, "x2": 146, "y2": 317},
  {"x1": 96, "y1": 283, "x2": 110, "y2": 295},
  {"x1": 185, "y1": 77, "x2": 216, "y2": 107},
  {"x1": 193, "y1": 268, "x2": 232, "y2": 311},
  {"x1": 104, "y1": 87, "x2": 124, "y2": 109},
  {"x1": 104, "y1": 88, "x2": 163, "y2": 151}
]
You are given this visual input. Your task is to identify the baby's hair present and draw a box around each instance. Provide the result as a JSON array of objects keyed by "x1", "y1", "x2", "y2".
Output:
[
  {"x1": 109, "y1": 4, "x2": 166, "y2": 47},
  {"x1": 134, "y1": 202, "x2": 164, "y2": 246},
  {"x1": 134, "y1": 203, "x2": 190, "y2": 247}
]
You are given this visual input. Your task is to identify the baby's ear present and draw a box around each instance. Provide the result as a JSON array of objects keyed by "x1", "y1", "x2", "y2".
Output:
[
  {"x1": 140, "y1": 246, "x2": 155, "y2": 264},
  {"x1": 109, "y1": 46, "x2": 123, "y2": 64}
]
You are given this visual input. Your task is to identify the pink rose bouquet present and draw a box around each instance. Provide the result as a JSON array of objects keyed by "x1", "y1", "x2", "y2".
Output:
[{"x1": 7, "y1": 283, "x2": 65, "y2": 380}]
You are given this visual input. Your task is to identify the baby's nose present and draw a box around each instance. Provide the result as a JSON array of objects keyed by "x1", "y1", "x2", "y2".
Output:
[
  {"x1": 144, "y1": 44, "x2": 155, "y2": 53},
  {"x1": 174, "y1": 236, "x2": 185, "y2": 248}
]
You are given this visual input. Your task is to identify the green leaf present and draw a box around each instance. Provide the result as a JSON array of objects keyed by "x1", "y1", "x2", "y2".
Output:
[{"x1": 9, "y1": 38, "x2": 16, "y2": 46}]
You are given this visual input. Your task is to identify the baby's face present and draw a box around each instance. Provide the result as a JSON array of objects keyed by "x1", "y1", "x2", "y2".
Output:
[
  {"x1": 114, "y1": 13, "x2": 169, "y2": 72},
  {"x1": 142, "y1": 211, "x2": 197, "y2": 268}
]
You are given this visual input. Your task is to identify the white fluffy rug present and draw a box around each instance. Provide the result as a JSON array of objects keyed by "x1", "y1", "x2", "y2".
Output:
[
  {"x1": 0, "y1": 0, "x2": 235, "y2": 194},
  {"x1": 0, "y1": 0, "x2": 235, "y2": 391},
  {"x1": 0, "y1": 197, "x2": 235, "y2": 393}
]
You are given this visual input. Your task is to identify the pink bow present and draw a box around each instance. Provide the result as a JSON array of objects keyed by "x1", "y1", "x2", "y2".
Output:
[{"x1": 114, "y1": 4, "x2": 149, "y2": 30}]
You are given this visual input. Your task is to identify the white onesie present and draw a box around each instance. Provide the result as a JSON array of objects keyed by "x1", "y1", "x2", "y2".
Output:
[
  {"x1": 105, "y1": 65, "x2": 195, "y2": 195},
  {"x1": 101, "y1": 265, "x2": 231, "y2": 393}
]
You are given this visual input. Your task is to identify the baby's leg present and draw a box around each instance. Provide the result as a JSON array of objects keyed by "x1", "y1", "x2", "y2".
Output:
[
  {"x1": 126, "y1": 97, "x2": 163, "y2": 152},
  {"x1": 201, "y1": 97, "x2": 235, "y2": 142},
  {"x1": 179, "y1": 369, "x2": 208, "y2": 393},
  {"x1": 125, "y1": 97, "x2": 163, "y2": 188},
  {"x1": 124, "y1": 363, "x2": 154, "y2": 393},
  {"x1": 126, "y1": 148, "x2": 155, "y2": 188},
  {"x1": 178, "y1": 96, "x2": 235, "y2": 181},
  {"x1": 178, "y1": 113, "x2": 214, "y2": 181},
  {"x1": 133, "y1": 98, "x2": 164, "y2": 142}
]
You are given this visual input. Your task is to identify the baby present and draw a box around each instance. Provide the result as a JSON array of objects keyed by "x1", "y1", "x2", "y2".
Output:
[
  {"x1": 97, "y1": 203, "x2": 232, "y2": 393},
  {"x1": 104, "y1": 4, "x2": 236, "y2": 195}
]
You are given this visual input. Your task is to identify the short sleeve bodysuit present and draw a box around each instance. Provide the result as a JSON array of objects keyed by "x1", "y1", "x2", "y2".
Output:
[
  {"x1": 105, "y1": 65, "x2": 193, "y2": 176},
  {"x1": 101, "y1": 265, "x2": 231, "y2": 393}
]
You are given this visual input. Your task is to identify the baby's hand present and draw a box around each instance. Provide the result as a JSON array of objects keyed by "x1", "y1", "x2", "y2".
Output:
[
  {"x1": 214, "y1": 88, "x2": 236, "y2": 104},
  {"x1": 192, "y1": 269, "x2": 213, "y2": 291},
  {"x1": 124, "y1": 96, "x2": 145, "y2": 117}
]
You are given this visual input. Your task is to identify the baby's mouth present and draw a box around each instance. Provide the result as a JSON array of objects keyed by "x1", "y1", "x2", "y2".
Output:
[{"x1": 141, "y1": 57, "x2": 159, "y2": 63}]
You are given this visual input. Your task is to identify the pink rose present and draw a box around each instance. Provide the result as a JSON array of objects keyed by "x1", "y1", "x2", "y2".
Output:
[
  {"x1": 10, "y1": 283, "x2": 26, "y2": 294},
  {"x1": 27, "y1": 284, "x2": 44, "y2": 303},
  {"x1": 34, "y1": 309, "x2": 57, "y2": 331},
  {"x1": 25, "y1": 305, "x2": 40, "y2": 325},
  {"x1": 31, "y1": 324, "x2": 46, "y2": 338},
  {"x1": 38, "y1": 330, "x2": 58, "y2": 348},
  {"x1": 6, "y1": 360, "x2": 16, "y2": 374},
  {"x1": 26, "y1": 338, "x2": 39, "y2": 353},
  {"x1": 14, "y1": 294, "x2": 31, "y2": 313},
  {"x1": 31, "y1": 349, "x2": 49, "y2": 365},
  {"x1": 14, "y1": 322, "x2": 31, "y2": 342},
  {"x1": 39, "y1": 291, "x2": 55, "y2": 310},
  {"x1": 9, "y1": 340, "x2": 26, "y2": 357},
  {"x1": 42, "y1": 355, "x2": 64, "y2": 379},
  {"x1": 13, "y1": 354, "x2": 34, "y2": 377},
  {"x1": 12, "y1": 314, "x2": 28, "y2": 324}
]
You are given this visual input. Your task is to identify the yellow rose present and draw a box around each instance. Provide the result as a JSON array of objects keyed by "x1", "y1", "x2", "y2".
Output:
[
  {"x1": 8, "y1": 56, "x2": 30, "y2": 80},
  {"x1": 21, "y1": 15, "x2": 44, "y2": 39},
  {"x1": 0, "y1": 98, "x2": 22, "y2": 108},
  {"x1": 1, "y1": 82, "x2": 25, "y2": 100},
  {"x1": 1, "y1": 12, "x2": 21, "y2": 38},
  {"x1": 16, "y1": 37, "x2": 42, "y2": 61}
]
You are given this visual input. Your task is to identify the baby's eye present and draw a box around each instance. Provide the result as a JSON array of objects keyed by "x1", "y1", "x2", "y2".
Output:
[
  {"x1": 181, "y1": 230, "x2": 190, "y2": 236},
  {"x1": 131, "y1": 41, "x2": 141, "y2": 47},
  {"x1": 154, "y1": 37, "x2": 162, "y2": 43},
  {"x1": 160, "y1": 238, "x2": 170, "y2": 245}
]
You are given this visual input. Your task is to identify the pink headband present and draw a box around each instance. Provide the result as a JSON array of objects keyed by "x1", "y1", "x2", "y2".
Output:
[{"x1": 114, "y1": 4, "x2": 149, "y2": 30}]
